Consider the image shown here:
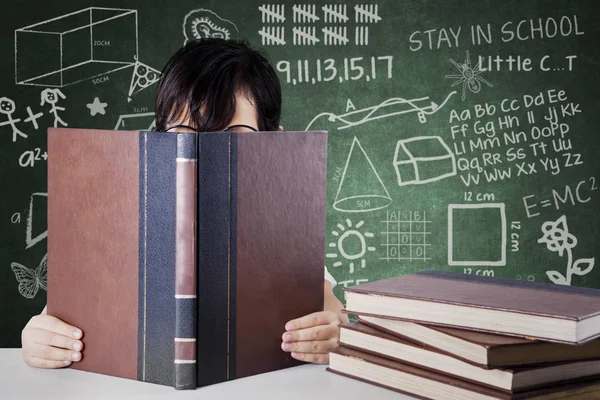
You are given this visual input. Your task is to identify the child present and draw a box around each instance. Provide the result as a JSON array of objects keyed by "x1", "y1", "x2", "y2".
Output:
[{"x1": 21, "y1": 38, "x2": 348, "y2": 369}]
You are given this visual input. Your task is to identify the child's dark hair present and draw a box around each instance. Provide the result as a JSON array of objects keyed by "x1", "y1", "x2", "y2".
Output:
[{"x1": 155, "y1": 38, "x2": 282, "y2": 132}]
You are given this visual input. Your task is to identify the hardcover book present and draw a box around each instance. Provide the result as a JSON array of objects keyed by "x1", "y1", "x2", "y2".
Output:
[
  {"x1": 339, "y1": 322, "x2": 600, "y2": 392},
  {"x1": 357, "y1": 315, "x2": 600, "y2": 368},
  {"x1": 328, "y1": 346, "x2": 600, "y2": 400},
  {"x1": 47, "y1": 128, "x2": 327, "y2": 389},
  {"x1": 343, "y1": 270, "x2": 600, "y2": 344}
]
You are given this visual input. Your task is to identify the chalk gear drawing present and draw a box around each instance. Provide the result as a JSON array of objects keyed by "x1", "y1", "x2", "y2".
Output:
[{"x1": 183, "y1": 9, "x2": 239, "y2": 44}]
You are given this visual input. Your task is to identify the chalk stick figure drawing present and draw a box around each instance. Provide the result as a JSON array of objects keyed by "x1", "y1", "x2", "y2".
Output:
[
  {"x1": 445, "y1": 50, "x2": 493, "y2": 101},
  {"x1": 0, "y1": 97, "x2": 27, "y2": 141},
  {"x1": 40, "y1": 88, "x2": 67, "y2": 127},
  {"x1": 538, "y1": 215, "x2": 595, "y2": 286},
  {"x1": 11, "y1": 253, "x2": 47, "y2": 299}
]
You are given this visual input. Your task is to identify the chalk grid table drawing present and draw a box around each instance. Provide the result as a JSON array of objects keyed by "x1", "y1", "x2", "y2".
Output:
[
  {"x1": 15, "y1": 7, "x2": 138, "y2": 87},
  {"x1": 381, "y1": 211, "x2": 431, "y2": 262}
]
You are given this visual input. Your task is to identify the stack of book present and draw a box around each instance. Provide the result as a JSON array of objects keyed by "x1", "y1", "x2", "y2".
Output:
[{"x1": 328, "y1": 270, "x2": 600, "y2": 399}]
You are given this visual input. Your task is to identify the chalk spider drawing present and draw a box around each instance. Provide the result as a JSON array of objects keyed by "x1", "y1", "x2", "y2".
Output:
[{"x1": 445, "y1": 50, "x2": 493, "y2": 101}]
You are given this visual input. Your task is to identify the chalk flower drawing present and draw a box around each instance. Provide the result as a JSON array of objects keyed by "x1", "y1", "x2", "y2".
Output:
[{"x1": 538, "y1": 215, "x2": 595, "y2": 285}]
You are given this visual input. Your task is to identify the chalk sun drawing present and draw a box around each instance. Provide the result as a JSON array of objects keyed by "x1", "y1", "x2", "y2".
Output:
[{"x1": 327, "y1": 219, "x2": 376, "y2": 274}]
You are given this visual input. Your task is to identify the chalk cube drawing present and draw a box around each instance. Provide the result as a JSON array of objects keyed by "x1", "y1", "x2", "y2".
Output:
[
  {"x1": 393, "y1": 136, "x2": 456, "y2": 186},
  {"x1": 15, "y1": 8, "x2": 138, "y2": 87},
  {"x1": 448, "y1": 203, "x2": 506, "y2": 267}
]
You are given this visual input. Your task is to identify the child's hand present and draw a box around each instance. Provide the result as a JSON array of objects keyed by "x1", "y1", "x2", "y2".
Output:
[
  {"x1": 21, "y1": 306, "x2": 84, "y2": 368},
  {"x1": 281, "y1": 311, "x2": 342, "y2": 364}
]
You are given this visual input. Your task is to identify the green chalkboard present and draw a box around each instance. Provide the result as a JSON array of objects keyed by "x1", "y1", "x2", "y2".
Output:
[{"x1": 1, "y1": 0, "x2": 598, "y2": 347}]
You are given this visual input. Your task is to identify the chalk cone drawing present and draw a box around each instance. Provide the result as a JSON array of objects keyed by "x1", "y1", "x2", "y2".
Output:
[
  {"x1": 538, "y1": 215, "x2": 595, "y2": 286},
  {"x1": 0, "y1": 97, "x2": 27, "y2": 141},
  {"x1": 448, "y1": 203, "x2": 506, "y2": 267},
  {"x1": 41, "y1": 88, "x2": 67, "y2": 127},
  {"x1": 304, "y1": 92, "x2": 456, "y2": 131},
  {"x1": 26, "y1": 192, "x2": 48, "y2": 249},
  {"x1": 183, "y1": 9, "x2": 239, "y2": 44},
  {"x1": 326, "y1": 219, "x2": 376, "y2": 274},
  {"x1": 445, "y1": 50, "x2": 493, "y2": 101},
  {"x1": 394, "y1": 136, "x2": 456, "y2": 186},
  {"x1": 114, "y1": 112, "x2": 156, "y2": 130},
  {"x1": 87, "y1": 97, "x2": 108, "y2": 116},
  {"x1": 15, "y1": 8, "x2": 138, "y2": 87},
  {"x1": 334, "y1": 136, "x2": 392, "y2": 213},
  {"x1": 11, "y1": 253, "x2": 47, "y2": 299},
  {"x1": 127, "y1": 61, "x2": 161, "y2": 102}
]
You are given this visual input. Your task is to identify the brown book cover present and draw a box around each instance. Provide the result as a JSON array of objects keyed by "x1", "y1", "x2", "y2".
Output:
[
  {"x1": 328, "y1": 346, "x2": 600, "y2": 400},
  {"x1": 47, "y1": 128, "x2": 327, "y2": 388},
  {"x1": 357, "y1": 315, "x2": 600, "y2": 368},
  {"x1": 343, "y1": 270, "x2": 600, "y2": 344},
  {"x1": 339, "y1": 322, "x2": 600, "y2": 392}
]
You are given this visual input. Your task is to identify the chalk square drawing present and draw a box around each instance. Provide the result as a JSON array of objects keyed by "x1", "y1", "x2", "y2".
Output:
[
  {"x1": 448, "y1": 203, "x2": 506, "y2": 267},
  {"x1": 15, "y1": 8, "x2": 138, "y2": 87},
  {"x1": 114, "y1": 112, "x2": 156, "y2": 130},
  {"x1": 393, "y1": 136, "x2": 456, "y2": 186}
]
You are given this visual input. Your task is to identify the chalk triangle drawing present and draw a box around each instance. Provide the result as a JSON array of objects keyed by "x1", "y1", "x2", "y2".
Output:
[
  {"x1": 333, "y1": 136, "x2": 392, "y2": 213},
  {"x1": 127, "y1": 61, "x2": 161, "y2": 102}
]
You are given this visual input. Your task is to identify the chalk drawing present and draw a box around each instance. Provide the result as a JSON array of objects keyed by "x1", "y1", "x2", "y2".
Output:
[
  {"x1": 0, "y1": 97, "x2": 27, "y2": 141},
  {"x1": 393, "y1": 136, "x2": 456, "y2": 186},
  {"x1": 183, "y1": 9, "x2": 239, "y2": 44},
  {"x1": 445, "y1": 50, "x2": 493, "y2": 101},
  {"x1": 40, "y1": 88, "x2": 67, "y2": 127},
  {"x1": 11, "y1": 253, "x2": 47, "y2": 299},
  {"x1": 327, "y1": 219, "x2": 376, "y2": 274},
  {"x1": 87, "y1": 97, "x2": 107, "y2": 116}
]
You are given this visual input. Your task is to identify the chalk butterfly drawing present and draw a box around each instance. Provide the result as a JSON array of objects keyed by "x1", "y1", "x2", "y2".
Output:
[{"x1": 11, "y1": 253, "x2": 47, "y2": 299}]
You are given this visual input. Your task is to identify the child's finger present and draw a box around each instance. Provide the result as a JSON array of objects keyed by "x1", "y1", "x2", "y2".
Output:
[
  {"x1": 285, "y1": 311, "x2": 338, "y2": 331},
  {"x1": 291, "y1": 352, "x2": 329, "y2": 364},
  {"x1": 282, "y1": 323, "x2": 338, "y2": 343}
]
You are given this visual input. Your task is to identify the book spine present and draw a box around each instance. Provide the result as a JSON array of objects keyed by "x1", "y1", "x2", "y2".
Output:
[
  {"x1": 174, "y1": 134, "x2": 198, "y2": 390},
  {"x1": 196, "y1": 132, "x2": 238, "y2": 387}
]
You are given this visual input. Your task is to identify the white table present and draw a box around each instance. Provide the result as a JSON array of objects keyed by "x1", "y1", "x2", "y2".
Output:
[{"x1": 0, "y1": 349, "x2": 413, "y2": 399}]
